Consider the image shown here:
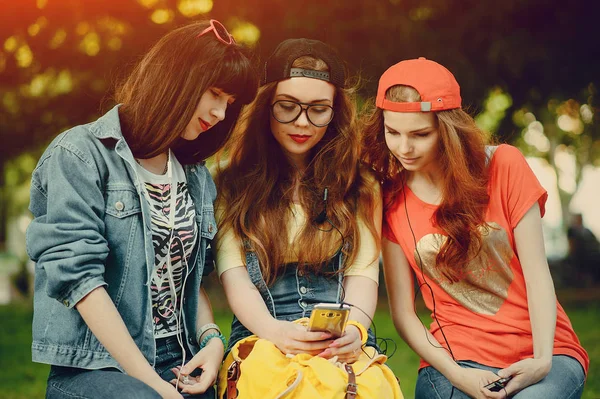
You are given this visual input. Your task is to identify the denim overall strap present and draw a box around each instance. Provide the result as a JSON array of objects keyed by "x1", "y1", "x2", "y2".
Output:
[
  {"x1": 225, "y1": 245, "x2": 278, "y2": 353},
  {"x1": 338, "y1": 242, "x2": 378, "y2": 348},
  {"x1": 335, "y1": 243, "x2": 348, "y2": 301},
  {"x1": 244, "y1": 245, "x2": 277, "y2": 318}
]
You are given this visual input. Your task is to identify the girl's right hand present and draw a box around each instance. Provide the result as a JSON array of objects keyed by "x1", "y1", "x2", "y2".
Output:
[
  {"x1": 266, "y1": 320, "x2": 333, "y2": 356},
  {"x1": 450, "y1": 367, "x2": 507, "y2": 399}
]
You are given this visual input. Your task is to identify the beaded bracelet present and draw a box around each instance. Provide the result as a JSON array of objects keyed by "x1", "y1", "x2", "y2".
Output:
[
  {"x1": 196, "y1": 323, "x2": 220, "y2": 346},
  {"x1": 200, "y1": 331, "x2": 227, "y2": 350}
]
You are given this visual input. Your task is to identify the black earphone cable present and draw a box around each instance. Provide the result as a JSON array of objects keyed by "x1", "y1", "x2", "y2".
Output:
[
  {"x1": 341, "y1": 299, "x2": 398, "y2": 360},
  {"x1": 401, "y1": 177, "x2": 456, "y2": 399},
  {"x1": 309, "y1": 274, "x2": 399, "y2": 360},
  {"x1": 288, "y1": 162, "x2": 398, "y2": 360}
]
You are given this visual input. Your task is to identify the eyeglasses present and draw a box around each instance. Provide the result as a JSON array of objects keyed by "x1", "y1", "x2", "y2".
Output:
[
  {"x1": 197, "y1": 19, "x2": 236, "y2": 45},
  {"x1": 271, "y1": 100, "x2": 334, "y2": 127}
]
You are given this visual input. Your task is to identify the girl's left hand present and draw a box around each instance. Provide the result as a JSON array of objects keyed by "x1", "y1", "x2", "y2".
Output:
[
  {"x1": 169, "y1": 337, "x2": 225, "y2": 394},
  {"x1": 497, "y1": 357, "x2": 552, "y2": 396},
  {"x1": 317, "y1": 324, "x2": 363, "y2": 363}
]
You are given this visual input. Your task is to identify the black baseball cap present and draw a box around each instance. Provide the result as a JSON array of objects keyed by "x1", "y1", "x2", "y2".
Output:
[{"x1": 262, "y1": 38, "x2": 346, "y2": 88}]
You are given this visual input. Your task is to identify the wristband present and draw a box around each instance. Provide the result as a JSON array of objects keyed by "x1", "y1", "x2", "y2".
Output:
[
  {"x1": 200, "y1": 331, "x2": 227, "y2": 350},
  {"x1": 346, "y1": 320, "x2": 368, "y2": 346},
  {"x1": 196, "y1": 323, "x2": 220, "y2": 346}
]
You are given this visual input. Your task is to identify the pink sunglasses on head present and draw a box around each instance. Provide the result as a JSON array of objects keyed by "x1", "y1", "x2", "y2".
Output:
[{"x1": 197, "y1": 19, "x2": 236, "y2": 45}]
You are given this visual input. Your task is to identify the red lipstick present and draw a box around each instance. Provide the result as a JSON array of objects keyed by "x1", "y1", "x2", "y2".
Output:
[
  {"x1": 290, "y1": 135, "x2": 310, "y2": 143},
  {"x1": 199, "y1": 118, "x2": 211, "y2": 131}
]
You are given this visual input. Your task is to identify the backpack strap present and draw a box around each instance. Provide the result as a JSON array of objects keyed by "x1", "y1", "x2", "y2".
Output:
[
  {"x1": 345, "y1": 364, "x2": 358, "y2": 399},
  {"x1": 225, "y1": 361, "x2": 240, "y2": 399}
]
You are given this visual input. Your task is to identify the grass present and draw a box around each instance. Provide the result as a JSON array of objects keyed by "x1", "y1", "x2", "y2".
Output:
[{"x1": 1, "y1": 301, "x2": 598, "y2": 399}]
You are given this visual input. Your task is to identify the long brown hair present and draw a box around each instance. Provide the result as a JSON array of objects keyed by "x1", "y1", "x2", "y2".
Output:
[
  {"x1": 216, "y1": 56, "x2": 379, "y2": 285},
  {"x1": 115, "y1": 21, "x2": 258, "y2": 163},
  {"x1": 362, "y1": 85, "x2": 490, "y2": 283}
]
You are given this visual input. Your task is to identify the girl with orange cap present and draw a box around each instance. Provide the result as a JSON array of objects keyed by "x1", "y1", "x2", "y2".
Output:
[{"x1": 362, "y1": 58, "x2": 588, "y2": 398}]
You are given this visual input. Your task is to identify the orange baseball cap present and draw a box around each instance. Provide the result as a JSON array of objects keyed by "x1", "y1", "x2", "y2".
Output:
[{"x1": 376, "y1": 57, "x2": 461, "y2": 112}]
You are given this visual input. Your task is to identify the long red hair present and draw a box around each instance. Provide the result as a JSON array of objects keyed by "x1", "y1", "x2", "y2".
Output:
[
  {"x1": 362, "y1": 85, "x2": 490, "y2": 282},
  {"x1": 216, "y1": 56, "x2": 379, "y2": 285}
]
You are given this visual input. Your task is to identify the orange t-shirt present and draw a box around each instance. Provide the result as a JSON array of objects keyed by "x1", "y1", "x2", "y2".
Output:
[{"x1": 383, "y1": 144, "x2": 589, "y2": 373}]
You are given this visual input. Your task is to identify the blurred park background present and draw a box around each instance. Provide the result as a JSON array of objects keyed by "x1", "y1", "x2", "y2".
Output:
[{"x1": 0, "y1": 0, "x2": 599, "y2": 398}]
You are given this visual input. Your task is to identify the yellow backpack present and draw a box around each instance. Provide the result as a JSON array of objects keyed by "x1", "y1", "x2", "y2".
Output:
[{"x1": 217, "y1": 328, "x2": 403, "y2": 399}]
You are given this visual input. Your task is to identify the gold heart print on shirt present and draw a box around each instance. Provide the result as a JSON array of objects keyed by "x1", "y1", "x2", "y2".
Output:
[{"x1": 414, "y1": 222, "x2": 514, "y2": 315}]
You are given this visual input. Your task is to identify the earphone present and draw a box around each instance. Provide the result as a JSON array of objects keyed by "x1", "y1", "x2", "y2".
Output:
[
  {"x1": 282, "y1": 163, "x2": 398, "y2": 358},
  {"x1": 401, "y1": 176, "x2": 457, "y2": 399},
  {"x1": 308, "y1": 282, "x2": 398, "y2": 360},
  {"x1": 155, "y1": 151, "x2": 178, "y2": 319},
  {"x1": 167, "y1": 150, "x2": 176, "y2": 229},
  {"x1": 172, "y1": 234, "x2": 192, "y2": 391},
  {"x1": 287, "y1": 161, "x2": 331, "y2": 227},
  {"x1": 164, "y1": 152, "x2": 194, "y2": 391},
  {"x1": 313, "y1": 187, "x2": 328, "y2": 224},
  {"x1": 135, "y1": 150, "x2": 194, "y2": 390}
]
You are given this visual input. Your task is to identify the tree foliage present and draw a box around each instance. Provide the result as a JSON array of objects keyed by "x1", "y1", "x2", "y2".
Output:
[
  {"x1": 1, "y1": 0, "x2": 598, "y2": 153},
  {"x1": 0, "y1": 0, "x2": 598, "y2": 247}
]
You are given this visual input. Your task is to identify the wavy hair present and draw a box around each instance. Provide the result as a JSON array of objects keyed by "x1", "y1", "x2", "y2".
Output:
[
  {"x1": 114, "y1": 21, "x2": 258, "y2": 163},
  {"x1": 362, "y1": 85, "x2": 490, "y2": 283},
  {"x1": 216, "y1": 56, "x2": 379, "y2": 285}
]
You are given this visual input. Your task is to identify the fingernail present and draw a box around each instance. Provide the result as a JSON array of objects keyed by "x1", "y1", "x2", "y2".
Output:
[
  {"x1": 321, "y1": 333, "x2": 331, "y2": 339},
  {"x1": 329, "y1": 341, "x2": 339, "y2": 347},
  {"x1": 318, "y1": 349, "x2": 330, "y2": 357}
]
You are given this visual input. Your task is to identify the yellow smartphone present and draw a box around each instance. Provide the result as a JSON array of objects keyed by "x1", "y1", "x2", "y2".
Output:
[{"x1": 307, "y1": 303, "x2": 351, "y2": 338}]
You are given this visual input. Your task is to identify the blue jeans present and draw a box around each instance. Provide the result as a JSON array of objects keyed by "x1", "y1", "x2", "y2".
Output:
[
  {"x1": 415, "y1": 355, "x2": 585, "y2": 399},
  {"x1": 46, "y1": 336, "x2": 216, "y2": 399}
]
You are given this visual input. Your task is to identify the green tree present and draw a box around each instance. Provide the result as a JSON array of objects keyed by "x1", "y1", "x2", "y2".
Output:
[{"x1": 0, "y1": 0, "x2": 598, "y2": 251}]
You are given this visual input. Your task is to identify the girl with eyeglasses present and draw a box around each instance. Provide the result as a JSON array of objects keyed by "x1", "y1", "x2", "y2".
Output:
[
  {"x1": 27, "y1": 20, "x2": 257, "y2": 399},
  {"x1": 212, "y1": 38, "x2": 402, "y2": 398},
  {"x1": 362, "y1": 58, "x2": 588, "y2": 399}
]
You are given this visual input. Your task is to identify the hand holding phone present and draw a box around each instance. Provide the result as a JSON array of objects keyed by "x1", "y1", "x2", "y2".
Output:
[
  {"x1": 307, "y1": 303, "x2": 350, "y2": 338},
  {"x1": 483, "y1": 376, "x2": 512, "y2": 392}
]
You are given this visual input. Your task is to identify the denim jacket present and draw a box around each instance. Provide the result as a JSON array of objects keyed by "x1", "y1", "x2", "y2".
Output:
[{"x1": 26, "y1": 105, "x2": 218, "y2": 370}]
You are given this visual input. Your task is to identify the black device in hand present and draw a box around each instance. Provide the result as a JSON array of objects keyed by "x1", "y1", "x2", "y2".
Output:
[{"x1": 483, "y1": 376, "x2": 512, "y2": 392}]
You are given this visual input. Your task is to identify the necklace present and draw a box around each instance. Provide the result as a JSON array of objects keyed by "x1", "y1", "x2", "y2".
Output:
[{"x1": 135, "y1": 150, "x2": 170, "y2": 175}]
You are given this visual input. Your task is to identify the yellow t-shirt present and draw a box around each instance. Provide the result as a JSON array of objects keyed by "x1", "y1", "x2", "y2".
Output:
[{"x1": 213, "y1": 174, "x2": 381, "y2": 283}]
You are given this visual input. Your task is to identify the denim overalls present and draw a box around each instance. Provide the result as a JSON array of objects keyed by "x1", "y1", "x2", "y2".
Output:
[{"x1": 227, "y1": 246, "x2": 377, "y2": 352}]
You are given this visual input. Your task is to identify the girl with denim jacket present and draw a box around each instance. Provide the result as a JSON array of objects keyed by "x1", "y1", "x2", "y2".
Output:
[
  {"x1": 27, "y1": 20, "x2": 257, "y2": 399},
  {"x1": 213, "y1": 39, "x2": 403, "y2": 398}
]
